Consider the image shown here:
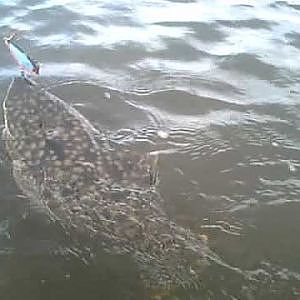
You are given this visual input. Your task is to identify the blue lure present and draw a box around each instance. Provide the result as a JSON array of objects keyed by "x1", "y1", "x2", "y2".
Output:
[{"x1": 4, "y1": 34, "x2": 40, "y2": 77}]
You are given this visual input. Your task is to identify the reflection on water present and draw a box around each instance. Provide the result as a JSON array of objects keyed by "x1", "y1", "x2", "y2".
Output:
[{"x1": 1, "y1": 0, "x2": 300, "y2": 299}]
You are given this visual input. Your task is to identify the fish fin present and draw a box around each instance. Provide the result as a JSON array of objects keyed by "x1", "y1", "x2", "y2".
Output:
[{"x1": 148, "y1": 152, "x2": 159, "y2": 186}]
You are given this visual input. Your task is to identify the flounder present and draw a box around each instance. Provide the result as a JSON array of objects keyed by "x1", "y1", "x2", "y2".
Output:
[{"x1": 2, "y1": 77, "x2": 208, "y2": 295}]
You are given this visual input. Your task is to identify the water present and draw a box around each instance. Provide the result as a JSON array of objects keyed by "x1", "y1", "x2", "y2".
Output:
[{"x1": 0, "y1": 0, "x2": 300, "y2": 299}]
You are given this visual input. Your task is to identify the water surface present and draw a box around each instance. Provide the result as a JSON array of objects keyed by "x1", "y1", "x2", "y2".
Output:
[{"x1": 0, "y1": 0, "x2": 300, "y2": 299}]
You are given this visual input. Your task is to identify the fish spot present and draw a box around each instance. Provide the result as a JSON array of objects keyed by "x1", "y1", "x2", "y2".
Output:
[
  {"x1": 23, "y1": 150, "x2": 32, "y2": 159},
  {"x1": 30, "y1": 143, "x2": 37, "y2": 150},
  {"x1": 89, "y1": 185, "x2": 96, "y2": 192},
  {"x1": 36, "y1": 149, "x2": 45, "y2": 159},
  {"x1": 69, "y1": 129, "x2": 77, "y2": 136},
  {"x1": 56, "y1": 170, "x2": 65, "y2": 179},
  {"x1": 38, "y1": 140, "x2": 46, "y2": 148},
  {"x1": 53, "y1": 160, "x2": 62, "y2": 167},
  {"x1": 73, "y1": 166, "x2": 84, "y2": 174},
  {"x1": 63, "y1": 159, "x2": 73, "y2": 167},
  {"x1": 71, "y1": 206, "x2": 82, "y2": 213},
  {"x1": 71, "y1": 174, "x2": 80, "y2": 181},
  {"x1": 77, "y1": 181, "x2": 85, "y2": 187},
  {"x1": 81, "y1": 142, "x2": 89, "y2": 149},
  {"x1": 46, "y1": 139, "x2": 65, "y2": 161},
  {"x1": 96, "y1": 166, "x2": 103, "y2": 174},
  {"x1": 71, "y1": 119, "x2": 81, "y2": 126},
  {"x1": 75, "y1": 144, "x2": 84, "y2": 150},
  {"x1": 50, "y1": 155, "x2": 58, "y2": 161}
]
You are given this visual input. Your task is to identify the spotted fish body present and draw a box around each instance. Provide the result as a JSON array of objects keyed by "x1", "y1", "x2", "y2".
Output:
[{"x1": 2, "y1": 77, "x2": 208, "y2": 291}]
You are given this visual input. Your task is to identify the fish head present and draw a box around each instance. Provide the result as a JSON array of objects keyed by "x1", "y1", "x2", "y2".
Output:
[
  {"x1": 2, "y1": 77, "x2": 52, "y2": 203},
  {"x1": 3, "y1": 77, "x2": 41, "y2": 127},
  {"x1": 3, "y1": 77, "x2": 44, "y2": 158},
  {"x1": 2, "y1": 77, "x2": 156, "y2": 195}
]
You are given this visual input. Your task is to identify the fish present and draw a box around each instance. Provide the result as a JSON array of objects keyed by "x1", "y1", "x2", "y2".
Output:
[
  {"x1": 2, "y1": 77, "x2": 208, "y2": 295},
  {"x1": 3, "y1": 34, "x2": 40, "y2": 76}
]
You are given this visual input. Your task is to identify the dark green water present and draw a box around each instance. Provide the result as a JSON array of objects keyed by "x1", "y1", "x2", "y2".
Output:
[{"x1": 0, "y1": 0, "x2": 300, "y2": 299}]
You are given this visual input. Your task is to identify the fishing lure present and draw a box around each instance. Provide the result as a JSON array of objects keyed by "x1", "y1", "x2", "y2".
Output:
[{"x1": 3, "y1": 33, "x2": 40, "y2": 77}]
